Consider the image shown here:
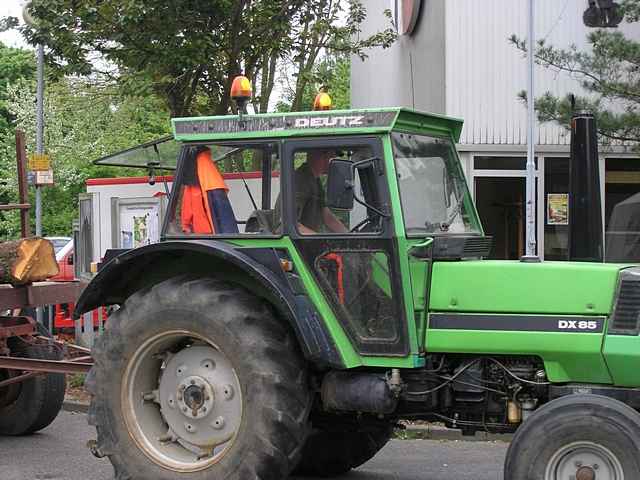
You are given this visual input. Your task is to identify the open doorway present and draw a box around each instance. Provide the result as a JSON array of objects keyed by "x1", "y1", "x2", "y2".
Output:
[{"x1": 475, "y1": 177, "x2": 526, "y2": 260}]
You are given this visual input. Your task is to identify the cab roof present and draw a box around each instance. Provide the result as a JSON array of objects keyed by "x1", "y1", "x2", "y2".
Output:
[{"x1": 171, "y1": 107, "x2": 464, "y2": 143}]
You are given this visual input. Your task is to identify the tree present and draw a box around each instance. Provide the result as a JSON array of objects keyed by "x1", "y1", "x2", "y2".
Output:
[
  {"x1": 0, "y1": 77, "x2": 170, "y2": 240},
  {"x1": 510, "y1": 0, "x2": 640, "y2": 147},
  {"x1": 284, "y1": 1, "x2": 395, "y2": 112},
  {"x1": 0, "y1": 42, "x2": 35, "y2": 135},
  {"x1": 277, "y1": 54, "x2": 351, "y2": 112},
  {"x1": 8, "y1": 0, "x2": 394, "y2": 116}
]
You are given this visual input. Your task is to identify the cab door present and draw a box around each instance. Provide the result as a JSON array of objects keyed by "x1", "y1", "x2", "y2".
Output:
[{"x1": 283, "y1": 136, "x2": 410, "y2": 357}]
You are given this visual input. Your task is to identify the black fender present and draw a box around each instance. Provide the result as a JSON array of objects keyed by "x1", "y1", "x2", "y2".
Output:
[{"x1": 74, "y1": 240, "x2": 343, "y2": 368}]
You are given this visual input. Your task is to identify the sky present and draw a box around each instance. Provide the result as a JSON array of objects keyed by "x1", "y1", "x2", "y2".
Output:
[{"x1": 0, "y1": 0, "x2": 30, "y2": 49}]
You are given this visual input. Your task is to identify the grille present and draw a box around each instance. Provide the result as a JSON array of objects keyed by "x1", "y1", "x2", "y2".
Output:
[
  {"x1": 432, "y1": 236, "x2": 493, "y2": 260},
  {"x1": 462, "y1": 236, "x2": 493, "y2": 258},
  {"x1": 609, "y1": 277, "x2": 640, "y2": 335}
]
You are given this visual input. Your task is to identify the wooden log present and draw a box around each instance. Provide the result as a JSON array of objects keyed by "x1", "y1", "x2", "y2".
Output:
[{"x1": 0, "y1": 238, "x2": 59, "y2": 286}]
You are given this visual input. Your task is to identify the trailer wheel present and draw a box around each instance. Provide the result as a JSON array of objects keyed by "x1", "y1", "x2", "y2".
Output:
[
  {"x1": 292, "y1": 416, "x2": 393, "y2": 477},
  {"x1": 0, "y1": 341, "x2": 66, "y2": 435},
  {"x1": 504, "y1": 394, "x2": 640, "y2": 480},
  {"x1": 87, "y1": 276, "x2": 311, "y2": 480}
]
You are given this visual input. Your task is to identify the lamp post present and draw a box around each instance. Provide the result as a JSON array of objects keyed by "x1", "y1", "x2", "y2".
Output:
[
  {"x1": 525, "y1": 0, "x2": 537, "y2": 258},
  {"x1": 23, "y1": 2, "x2": 45, "y2": 324}
]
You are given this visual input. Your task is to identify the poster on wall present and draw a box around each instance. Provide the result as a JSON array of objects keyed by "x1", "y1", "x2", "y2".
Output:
[{"x1": 547, "y1": 193, "x2": 569, "y2": 225}]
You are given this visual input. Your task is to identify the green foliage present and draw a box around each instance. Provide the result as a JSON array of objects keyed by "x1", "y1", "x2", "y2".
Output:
[
  {"x1": 510, "y1": 0, "x2": 640, "y2": 147},
  {"x1": 0, "y1": 43, "x2": 35, "y2": 135},
  {"x1": 0, "y1": 77, "x2": 170, "y2": 240},
  {"x1": 285, "y1": 1, "x2": 396, "y2": 111},
  {"x1": 7, "y1": 0, "x2": 394, "y2": 116},
  {"x1": 276, "y1": 55, "x2": 351, "y2": 112}
]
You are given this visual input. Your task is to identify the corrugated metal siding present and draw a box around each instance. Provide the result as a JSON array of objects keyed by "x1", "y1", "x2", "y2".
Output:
[{"x1": 445, "y1": 0, "x2": 640, "y2": 145}]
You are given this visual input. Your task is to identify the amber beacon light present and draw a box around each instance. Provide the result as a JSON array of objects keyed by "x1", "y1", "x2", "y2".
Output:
[
  {"x1": 313, "y1": 92, "x2": 332, "y2": 111},
  {"x1": 230, "y1": 75, "x2": 252, "y2": 115}
]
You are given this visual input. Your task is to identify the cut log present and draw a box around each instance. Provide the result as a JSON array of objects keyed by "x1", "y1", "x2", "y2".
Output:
[{"x1": 0, "y1": 238, "x2": 59, "y2": 286}]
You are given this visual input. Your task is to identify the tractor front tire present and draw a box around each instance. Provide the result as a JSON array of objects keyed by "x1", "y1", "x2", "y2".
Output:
[
  {"x1": 504, "y1": 394, "x2": 640, "y2": 479},
  {"x1": 292, "y1": 416, "x2": 393, "y2": 477},
  {"x1": 87, "y1": 276, "x2": 311, "y2": 480},
  {"x1": 0, "y1": 340, "x2": 66, "y2": 435}
]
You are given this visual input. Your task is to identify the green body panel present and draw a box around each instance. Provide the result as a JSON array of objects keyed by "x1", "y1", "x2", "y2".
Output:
[
  {"x1": 426, "y1": 261, "x2": 629, "y2": 384},
  {"x1": 429, "y1": 260, "x2": 621, "y2": 315},
  {"x1": 602, "y1": 335, "x2": 640, "y2": 386},
  {"x1": 426, "y1": 329, "x2": 612, "y2": 383}
]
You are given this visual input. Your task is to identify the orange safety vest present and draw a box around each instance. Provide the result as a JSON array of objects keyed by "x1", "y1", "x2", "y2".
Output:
[{"x1": 180, "y1": 150, "x2": 229, "y2": 234}]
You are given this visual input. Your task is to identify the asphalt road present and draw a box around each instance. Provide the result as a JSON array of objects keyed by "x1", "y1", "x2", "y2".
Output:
[{"x1": 0, "y1": 412, "x2": 508, "y2": 480}]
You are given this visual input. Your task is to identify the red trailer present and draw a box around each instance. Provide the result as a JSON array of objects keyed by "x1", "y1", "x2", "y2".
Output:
[{"x1": 0, "y1": 131, "x2": 92, "y2": 435}]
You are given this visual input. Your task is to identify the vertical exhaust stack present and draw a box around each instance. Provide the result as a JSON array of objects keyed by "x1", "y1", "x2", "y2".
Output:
[{"x1": 568, "y1": 111, "x2": 603, "y2": 262}]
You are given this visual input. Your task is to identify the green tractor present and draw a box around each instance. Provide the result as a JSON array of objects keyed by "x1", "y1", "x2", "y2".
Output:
[{"x1": 77, "y1": 96, "x2": 640, "y2": 479}]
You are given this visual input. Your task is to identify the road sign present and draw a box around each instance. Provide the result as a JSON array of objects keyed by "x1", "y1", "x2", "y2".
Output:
[
  {"x1": 34, "y1": 169, "x2": 54, "y2": 186},
  {"x1": 28, "y1": 153, "x2": 51, "y2": 171}
]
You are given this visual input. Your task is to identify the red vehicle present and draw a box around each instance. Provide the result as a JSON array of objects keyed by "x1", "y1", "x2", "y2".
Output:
[{"x1": 51, "y1": 240, "x2": 106, "y2": 331}]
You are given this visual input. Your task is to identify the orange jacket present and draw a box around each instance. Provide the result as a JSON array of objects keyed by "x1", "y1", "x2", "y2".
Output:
[{"x1": 180, "y1": 150, "x2": 229, "y2": 234}]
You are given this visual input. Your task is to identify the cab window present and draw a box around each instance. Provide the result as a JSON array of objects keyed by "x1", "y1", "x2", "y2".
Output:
[
  {"x1": 166, "y1": 142, "x2": 280, "y2": 236},
  {"x1": 281, "y1": 145, "x2": 382, "y2": 235}
]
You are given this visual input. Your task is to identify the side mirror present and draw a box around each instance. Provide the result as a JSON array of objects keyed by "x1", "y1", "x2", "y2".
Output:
[{"x1": 326, "y1": 159, "x2": 354, "y2": 210}]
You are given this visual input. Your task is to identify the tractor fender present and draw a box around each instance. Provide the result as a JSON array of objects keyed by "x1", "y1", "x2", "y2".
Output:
[{"x1": 74, "y1": 239, "x2": 343, "y2": 368}]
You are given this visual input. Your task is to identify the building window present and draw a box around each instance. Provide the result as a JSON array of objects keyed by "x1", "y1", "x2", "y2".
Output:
[
  {"x1": 605, "y1": 157, "x2": 640, "y2": 262},
  {"x1": 544, "y1": 157, "x2": 569, "y2": 261},
  {"x1": 474, "y1": 156, "x2": 538, "y2": 170}
]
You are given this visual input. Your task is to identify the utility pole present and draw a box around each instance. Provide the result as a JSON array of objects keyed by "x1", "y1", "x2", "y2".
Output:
[
  {"x1": 23, "y1": 2, "x2": 45, "y2": 324},
  {"x1": 35, "y1": 43, "x2": 44, "y2": 237},
  {"x1": 525, "y1": 0, "x2": 537, "y2": 258}
]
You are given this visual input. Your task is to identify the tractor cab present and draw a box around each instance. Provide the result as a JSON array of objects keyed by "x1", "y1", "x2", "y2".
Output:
[
  {"x1": 93, "y1": 104, "x2": 488, "y2": 364},
  {"x1": 163, "y1": 107, "x2": 490, "y2": 360}
]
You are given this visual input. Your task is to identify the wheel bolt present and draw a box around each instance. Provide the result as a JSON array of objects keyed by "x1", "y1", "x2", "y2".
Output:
[
  {"x1": 203, "y1": 407, "x2": 207, "y2": 412},
  {"x1": 190, "y1": 379, "x2": 196, "y2": 385},
  {"x1": 182, "y1": 407, "x2": 188, "y2": 412},
  {"x1": 212, "y1": 416, "x2": 225, "y2": 430}
]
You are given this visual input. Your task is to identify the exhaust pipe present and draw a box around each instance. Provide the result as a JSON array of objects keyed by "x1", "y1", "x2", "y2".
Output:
[{"x1": 568, "y1": 111, "x2": 603, "y2": 262}]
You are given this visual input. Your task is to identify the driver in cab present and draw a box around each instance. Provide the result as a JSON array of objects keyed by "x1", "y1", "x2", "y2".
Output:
[{"x1": 279, "y1": 149, "x2": 348, "y2": 235}]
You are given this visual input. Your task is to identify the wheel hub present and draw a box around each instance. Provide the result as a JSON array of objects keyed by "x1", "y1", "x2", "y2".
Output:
[
  {"x1": 576, "y1": 466, "x2": 596, "y2": 480},
  {"x1": 158, "y1": 345, "x2": 241, "y2": 448},
  {"x1": 176, "y1": 376, "x2": 214, "y2": 419},
  {"x1": 546, "y1": 441, "x2": 623, "y2": 480}
]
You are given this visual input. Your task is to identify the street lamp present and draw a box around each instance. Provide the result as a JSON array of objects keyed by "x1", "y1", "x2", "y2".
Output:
[{"x1": 22, "y1": 1, "x2": 45, "y2": 325}]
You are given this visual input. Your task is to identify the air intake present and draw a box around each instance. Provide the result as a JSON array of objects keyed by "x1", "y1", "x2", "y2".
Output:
[{"x1": 609, "y1": 268, "x2": 640, "y2": 335}]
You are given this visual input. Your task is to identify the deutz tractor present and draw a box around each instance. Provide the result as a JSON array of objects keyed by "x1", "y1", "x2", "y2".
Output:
[{"x1": 76, "y1": 83, "x2": 640, "y2": 480}]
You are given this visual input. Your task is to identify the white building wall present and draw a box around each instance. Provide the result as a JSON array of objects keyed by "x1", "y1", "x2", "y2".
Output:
[
  {"x1": 353, "y1": 0, "x2": 640, "y2": 147},
  {"x1": 446, "y1": 0, "x2": 640, "y2": 146}
]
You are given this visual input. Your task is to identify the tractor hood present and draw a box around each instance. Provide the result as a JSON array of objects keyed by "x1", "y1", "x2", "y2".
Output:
[{"x1": 429, "y1": 260, "x2": 626, "y2": 316}]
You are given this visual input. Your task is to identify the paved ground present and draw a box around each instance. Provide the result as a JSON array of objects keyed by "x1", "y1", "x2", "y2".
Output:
[{"x1": 0, "y1": 412, "x2": 508, "y2": 480}]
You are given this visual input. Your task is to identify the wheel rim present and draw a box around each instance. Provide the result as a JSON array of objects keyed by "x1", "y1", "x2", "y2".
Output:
[
  {"x1": 122, "y1": 330, "x2": 243, "y2": 472},
  {"x1": 545, "y1": 441, "x2": 624, "y2": 480}
]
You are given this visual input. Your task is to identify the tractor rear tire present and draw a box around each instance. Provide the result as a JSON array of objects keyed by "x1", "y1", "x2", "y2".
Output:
[
  {"x1": 87, "y1": 276, "x2": 311, "y2": 480},
  {"x1": 0, "y1": 341, "x2": 66, "y2": 435},
  {"x1": 504, "y1": 394, "x2": 640, "y2": 479},
  {"x1": 292, "y1": 416, "x2": 393, "y2": 477}
]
